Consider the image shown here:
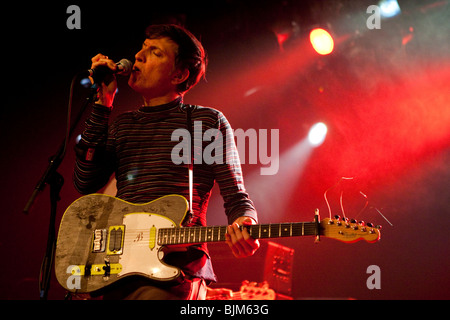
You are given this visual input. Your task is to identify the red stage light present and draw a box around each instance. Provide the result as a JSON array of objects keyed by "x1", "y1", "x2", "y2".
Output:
[{"x1": 309, "y1": 28, "x2": 334, "y2": 55}]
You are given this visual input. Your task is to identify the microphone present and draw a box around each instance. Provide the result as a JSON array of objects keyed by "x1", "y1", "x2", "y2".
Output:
[{"x1": 87, "y1": 59, "x2": 133, "y2": 84}]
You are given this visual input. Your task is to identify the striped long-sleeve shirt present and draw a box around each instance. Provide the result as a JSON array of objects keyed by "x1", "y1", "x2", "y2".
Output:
[{"x1": 73, "y1": 97, "x2": 257, "y2": 281}]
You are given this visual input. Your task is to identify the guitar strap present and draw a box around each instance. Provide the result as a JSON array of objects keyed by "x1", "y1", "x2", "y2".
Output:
[{"x1": 185, "y1": 104, "x2": 195, "y2": 225}]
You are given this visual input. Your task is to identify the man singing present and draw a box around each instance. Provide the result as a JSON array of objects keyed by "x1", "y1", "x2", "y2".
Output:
[{"x1": 73, "y1": 24, "x2": 259, "y2": 299}]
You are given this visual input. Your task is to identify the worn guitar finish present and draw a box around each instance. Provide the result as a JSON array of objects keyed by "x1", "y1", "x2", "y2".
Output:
[
  {"x1": 55, "y1": 194, "x2": 380, "y2": 293},
  {"x1": 55, "y1": 194, "x2": 189, "y2": 293}
]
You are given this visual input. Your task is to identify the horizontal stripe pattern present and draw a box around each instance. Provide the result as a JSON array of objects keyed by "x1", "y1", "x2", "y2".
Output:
[{"x1": 74, "y1": 99, "x2": 258, "y2": 227}]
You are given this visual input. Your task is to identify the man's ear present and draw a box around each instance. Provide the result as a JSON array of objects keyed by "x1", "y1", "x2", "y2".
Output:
[{"x1": 172, "y1": 68, "x2": 190, "y2": 85}]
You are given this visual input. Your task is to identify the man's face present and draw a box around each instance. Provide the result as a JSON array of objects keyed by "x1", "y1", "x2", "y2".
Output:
[{"x1": 128, "y1": 37, "x2": 181, "y2": 99}]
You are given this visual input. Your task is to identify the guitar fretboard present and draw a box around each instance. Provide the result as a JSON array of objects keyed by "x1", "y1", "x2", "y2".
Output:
[{"x1": 157, "y1": 222, "x2": 318, "y2": 245}]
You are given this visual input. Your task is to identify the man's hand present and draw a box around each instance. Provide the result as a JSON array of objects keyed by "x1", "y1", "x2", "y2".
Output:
[
  {"x1": 89, "y1": 53, "x2": 118, "y2": 108},
  {"x1": 225, "y1": 217, "x2": 260, "y2": 258}
]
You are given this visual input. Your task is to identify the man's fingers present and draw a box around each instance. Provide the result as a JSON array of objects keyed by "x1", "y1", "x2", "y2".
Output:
[
  {"x1": 90, "y1": 54, "x2": 117, "y2": 71},
  {"x1": 226, "y1": 223, "x2": 260, "y2": 258},
  {"x1": 241, "y1": 227, "x2": 260, "y2": 251},
  {"x1": 226, "y1": 224, "x2": 245, "y2": 257}
]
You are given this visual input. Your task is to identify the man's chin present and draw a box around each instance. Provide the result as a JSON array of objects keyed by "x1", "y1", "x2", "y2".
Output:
[{"x1": 128, "y1": 76, "x2": 139, "y2": 91}]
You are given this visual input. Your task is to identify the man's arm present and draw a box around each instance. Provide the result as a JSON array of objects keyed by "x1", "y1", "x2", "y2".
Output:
[
  {"x1": 73, "y1": 104, "x2": 116, "y2": 194},
  {"x1": 73, "y1": 54, "x2": 118, "y2": 194},
  {"x1": 211, "y1": 111, "x2": 260, "y2": 258}
]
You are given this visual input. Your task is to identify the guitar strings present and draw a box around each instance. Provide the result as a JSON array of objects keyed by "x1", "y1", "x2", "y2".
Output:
[
  {"x1": 117, "y1": 223, "x2": 319, "y2": 246},
  {"x1": 323, "y1": 177, "x2": 392, "y2": 227},
  {"x1": 324, "y1": 177, "x2": 354, "y2": 220}
]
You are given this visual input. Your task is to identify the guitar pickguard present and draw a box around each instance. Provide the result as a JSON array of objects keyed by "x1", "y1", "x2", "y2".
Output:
[{"x1": 118, "y1": 213, "x2": 180, "y2": 280}]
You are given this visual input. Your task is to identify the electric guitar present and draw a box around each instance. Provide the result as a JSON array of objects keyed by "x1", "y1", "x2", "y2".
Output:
[{"x1": 55, "y1": 194, "x2": 380, "y2": 293}]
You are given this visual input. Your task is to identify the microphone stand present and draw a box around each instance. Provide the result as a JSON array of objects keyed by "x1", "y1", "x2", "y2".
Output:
[{"x1": 23, "y1": 79, "x2": 98, "y2": 300}]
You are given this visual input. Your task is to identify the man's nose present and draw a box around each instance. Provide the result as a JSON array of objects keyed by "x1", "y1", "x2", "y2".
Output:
[{"x1": 135, "y1": 48, "x2": 145, "y2": 62}]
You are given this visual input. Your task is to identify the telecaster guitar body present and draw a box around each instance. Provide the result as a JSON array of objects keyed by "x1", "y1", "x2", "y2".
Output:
[{"x1": 55, "y1": 194, "x2": 189, "y2": 293}]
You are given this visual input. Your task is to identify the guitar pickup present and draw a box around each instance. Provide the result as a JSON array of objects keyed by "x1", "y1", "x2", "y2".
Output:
[
  {"x1": 91, "y1": 226, "x2": 125, "y2": 255},
  {"x1": 107, "y1": 226, "x2": 125, "y2": 255}
]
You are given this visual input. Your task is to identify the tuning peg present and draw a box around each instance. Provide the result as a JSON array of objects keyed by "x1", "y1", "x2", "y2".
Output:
[
  {"x1": 358, "y1": 221, "x2": 366, "y2": 232},
  {"x1": 350, "y1": 219, "x2": 357, "y2": 224},
  {"x1": 367, "y1": 222, "x2": 374, "y2": 228},
  {"x1": 343, "y1": 217, "x2": 350, "y2": 228},
  {"x1": 334, "y1": 215, "x2": 341, "y2": 221},
  {"x1": 376, "y1": 225, "x2": 382, "y2": 230}
]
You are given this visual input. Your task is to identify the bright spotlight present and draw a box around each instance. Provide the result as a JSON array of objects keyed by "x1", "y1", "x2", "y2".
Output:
[
  {"x1": 308, "y1": 122, "x2": 327, "y2": 146},
  {"x1": 309, "y1": 28, "x2": 334, "y2": 55},
  {"x1": 378, "y1": 0, "x2": 401, "y2": 18}
]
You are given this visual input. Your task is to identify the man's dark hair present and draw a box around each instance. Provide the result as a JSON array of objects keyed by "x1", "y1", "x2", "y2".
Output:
[{"x1": 145, "y1": 24, "x2": 207, "y2": 94}]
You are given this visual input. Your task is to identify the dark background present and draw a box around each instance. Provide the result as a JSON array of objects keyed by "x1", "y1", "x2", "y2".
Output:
[{"x1": 1, "y1": 0, "x2": 449, "y2": 299}]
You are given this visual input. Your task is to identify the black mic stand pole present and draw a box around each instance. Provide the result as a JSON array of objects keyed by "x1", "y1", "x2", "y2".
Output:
[{"x1": 23, "y1": 79, "x2": 99, "y2": 300}]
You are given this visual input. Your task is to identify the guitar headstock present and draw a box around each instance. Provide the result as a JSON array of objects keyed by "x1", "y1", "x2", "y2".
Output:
[{"x1": 320, "y1": 217, "x2": 381, "y2": 243}]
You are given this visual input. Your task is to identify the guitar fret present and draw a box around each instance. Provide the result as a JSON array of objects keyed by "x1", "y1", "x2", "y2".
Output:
[
  {"x1": 280, "y1": 223, "x2": 291, "y2": 237},
  {"x1": 158, "y1": 222, "x2": 318, "y2": 245},
  {"x1": 270, "y1": 224, "x2": 278, "y2": 238},
  {"x1": 220, "y1": 226, "x2": 227, "y2": 241}
]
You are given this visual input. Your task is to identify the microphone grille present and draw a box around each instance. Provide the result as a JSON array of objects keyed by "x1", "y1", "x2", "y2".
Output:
[{"x1": 117, "y1": 59, "x2": 133, "y2": 76}]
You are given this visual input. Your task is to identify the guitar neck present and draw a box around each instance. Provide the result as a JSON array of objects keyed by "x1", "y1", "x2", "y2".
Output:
[{"x1": 158, "y1": 222, "x2": 318, "y2": 246}]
